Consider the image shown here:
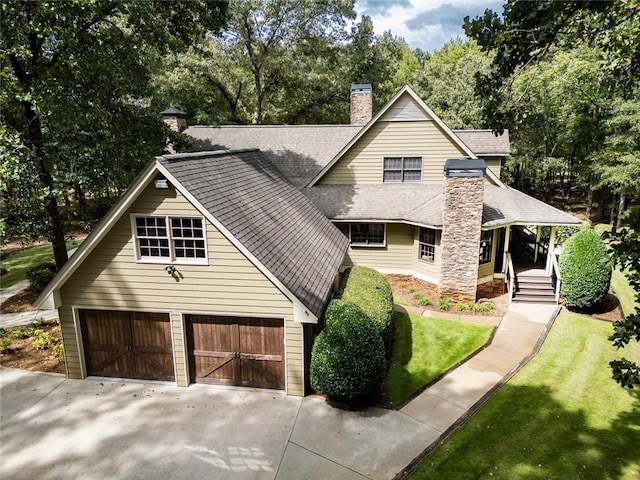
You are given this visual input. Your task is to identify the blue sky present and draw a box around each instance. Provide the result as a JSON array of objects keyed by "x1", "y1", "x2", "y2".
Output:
[{"x1": 354, "y1": 0, "x2": 503, "y2": 52}]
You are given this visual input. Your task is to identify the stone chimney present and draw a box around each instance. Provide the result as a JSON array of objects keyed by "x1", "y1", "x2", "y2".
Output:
[
  {"x1": 438, "y1": 158, "x2": 486, "y2": 303},
  {"x1": 350, "y1": 84, "x2": 372, "y2": 124},
  {"x1": 160, "y1": 107, "x2": 187, "y2": 132}
]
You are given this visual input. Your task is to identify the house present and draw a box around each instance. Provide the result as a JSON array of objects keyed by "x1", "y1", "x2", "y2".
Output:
[{"x1": 36, "y1": 85, "x2": 580, "y2": 396}]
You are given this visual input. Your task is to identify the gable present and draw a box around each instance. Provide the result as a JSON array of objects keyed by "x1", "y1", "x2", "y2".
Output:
[
  {"x1": 37, "y1": 150, "x2": 349, "y2": 322},
  {"x1": 60, "y1": 181, "x2": 293, "y2": 316},
  {"x1": 317, "y1": 98, "x2": 468, "y2": 184},
  {"x1": 378, "y1": 91, "x2": 433, "y2": 122},
  {"x1": 309, "y1": 86, "x2": 505, "y2": 188}
]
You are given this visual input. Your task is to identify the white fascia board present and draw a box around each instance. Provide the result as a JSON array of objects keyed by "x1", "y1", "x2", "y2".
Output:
[
  {"x1": 155, "y1": 162, "x2": 319, "y2": 324},
  {"x1": 330, "y1": 218, "x2": 442, "y2": 230},
  {"x1": 34, "y1": 161, "x2": 160, "y2": 309}
]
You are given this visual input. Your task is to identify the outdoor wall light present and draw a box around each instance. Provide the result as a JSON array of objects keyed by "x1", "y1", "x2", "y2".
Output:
[{"x1": 165, "y1": 265, "x2": 176, "y2": 275}]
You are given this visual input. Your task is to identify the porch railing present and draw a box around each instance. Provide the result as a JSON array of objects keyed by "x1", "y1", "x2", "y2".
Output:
[
  {"x1": 550, "y1": 253, "x2": 562, "y2": 303},
  {"x1": 505, "y1": 252, "x2": 515, "y2": 303}
]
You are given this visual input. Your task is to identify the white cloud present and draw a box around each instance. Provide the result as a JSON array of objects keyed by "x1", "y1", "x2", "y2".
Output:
[{"x1": 353, "y1": 0, "x2": 503, "y2": 52}]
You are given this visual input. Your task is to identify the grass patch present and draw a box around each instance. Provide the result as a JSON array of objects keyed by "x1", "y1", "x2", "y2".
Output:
[
  {"x1": 0, "y1": 240, "x2": 83, "y2": 290},
  {"x1": 407, "y1": 312, "x2": 640, "y2": 480},
  {"x1": 394, "y1": 296, "x2": 410, "y2": 306},
  {"x1": 384, "y1": 311, "x2": 493, "y2": 406},
  {"x1": 612, "y1": 268, "x2": 639, "y2": 318}
]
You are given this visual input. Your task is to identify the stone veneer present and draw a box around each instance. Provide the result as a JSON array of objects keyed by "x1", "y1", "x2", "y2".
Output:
[
  {"x1": 350, "y1": 91, "x2": 372, "y2": 124},
  {"x1": 163, "y1": 116, "x2": 187, "y2": 133},
  {"x1": 439, "y1": 175, "x2": 484, "y2": 303}
]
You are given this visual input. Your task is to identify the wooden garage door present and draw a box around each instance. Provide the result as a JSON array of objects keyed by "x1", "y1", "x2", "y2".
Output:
[
  {"x1": 186, "y1": 315, "x2": 284, "y2": 390},
  {"x1": 79, "y1": 310, "x2": 174, "y2": 381}
]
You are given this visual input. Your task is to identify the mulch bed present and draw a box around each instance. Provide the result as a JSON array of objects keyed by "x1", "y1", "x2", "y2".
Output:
[
  {"x1": 386, "y1": 274, "x2": 509, "y2": 316},
  {"x1": 1, "y1": 288, "x2": 39, "y2": 313},
  {"x1": 0, "y1": 323, "x2": 65, "y2": 374}
]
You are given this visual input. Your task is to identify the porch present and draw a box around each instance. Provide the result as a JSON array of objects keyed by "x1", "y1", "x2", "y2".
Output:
[{"x1": 499, "y1": 225, "x2": 563, "y2": 304}]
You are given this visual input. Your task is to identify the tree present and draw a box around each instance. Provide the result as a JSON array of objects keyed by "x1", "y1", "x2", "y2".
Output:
[
  {"x1": 1, "y1": 0, "x2": 227, "y2": 268},
  {"x1": 595, "y1": 93, "x2": 640, "y2": 230},
  {"x1": 221, "y1": 0, "x2": 355, "y2": 125},
  {"x1": 464, "y1": 0, "x2": 640, "y2": 133},
  {"x1": 503, "y1": 46, "x2": 610, "y2": 205},
  {"x1": 411, "y1": 38, "x2": 491, "y2": 129},
  {"x1": 605, "y1": 211, "x2": 640, "y2": 388}
]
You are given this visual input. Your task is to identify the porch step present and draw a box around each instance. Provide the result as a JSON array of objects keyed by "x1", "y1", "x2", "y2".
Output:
[
  {"x1": 513, "y1": 272, "x2": 557, "y2": 304},
  {"x1": 512, "y1": 294, "x2": 557, "y2": 303}
]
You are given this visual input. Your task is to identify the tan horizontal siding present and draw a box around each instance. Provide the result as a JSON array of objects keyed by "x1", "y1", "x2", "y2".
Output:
[
  {"x1": 413, "y1": 228, "x2": 441, "y2": 282},
  {"x1": 59, "y1": 181, "x2": 304, "y2": 395},
  {"x1": 339, "y1": 223, "x2": 414, "y2": 271},
  {"x1": 483, "y1": 157, "x2": 502, "y2": 180},
  {"x1": 319, "y1": 120, "x2": 467, "y2": 185},
  {"x1": 379, "y1": 92, "x2": 431, "y2": 122}
]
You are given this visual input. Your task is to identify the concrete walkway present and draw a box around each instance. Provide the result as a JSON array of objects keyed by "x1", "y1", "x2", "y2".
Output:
[
  {"x1": 1, "y1": 281, "x2": 59, "y2": 328},
  {"x1": 0, "y1": 302, "x2": 559, "y2": 480}
]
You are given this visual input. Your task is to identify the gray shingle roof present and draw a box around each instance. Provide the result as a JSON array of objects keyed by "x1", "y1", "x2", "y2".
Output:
[
  {"x1": 158, "y1": 149, "x2": 349, "y2": 318},
  {"x1": 303, "y1": 183, "x2": 580, "y2": 227},
  {"x1": 185, "y1": 125, "x2": 361, "y2": 187},
  {"x1": 453, "y1": 130, "x2": 511, "y2": 155}
]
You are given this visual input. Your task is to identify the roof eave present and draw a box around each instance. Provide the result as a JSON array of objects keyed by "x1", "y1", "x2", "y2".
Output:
[{"x1": 34, "y1": 160, "x2": 161, "y2": 309}]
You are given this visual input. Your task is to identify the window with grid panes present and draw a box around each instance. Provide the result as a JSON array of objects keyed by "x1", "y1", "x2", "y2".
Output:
[
  {"x1": 350, "y1": 223, "x2": 385, "y2": 246},
  {"x1": 171, "y1": 218, "x2": 206, "y2": 259},
  {"x1": 383, "y1": 157, "x2": 422, "y2": 182},
  {"x1": 418, "y1": 227, "x2": 436, "y2": 262},
  {"x1": 134, "y1": 216, "x2": 206, "y2": 262}
]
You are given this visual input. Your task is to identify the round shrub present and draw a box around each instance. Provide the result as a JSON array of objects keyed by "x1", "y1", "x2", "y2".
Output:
[
  {"x1": 310, "y1": 300, "x2": 386, "y2": 403},
  {"x1": 26, "y1": 262, "x2": 57, "y2": 292},
  {"x1": 559, "y1": 229, "x2": 611, "y2": 310},
  {"x1": 336, "y1": 266, "x2": 393, "y2": 338}
]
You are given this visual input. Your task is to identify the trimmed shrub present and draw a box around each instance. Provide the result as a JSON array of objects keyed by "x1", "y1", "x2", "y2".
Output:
[
  {"x1": 26, "y1": 262, "x2": 57, "y2": 292},
  {"x1": 336, "y1": 266, "x2": 393, "y2": 338},
  {"x1": 310, "y1": 300, "x2": 386, "y2": 403},
  {"x1": 559, "y1": 229, "x2": 612, "y2": 310}
]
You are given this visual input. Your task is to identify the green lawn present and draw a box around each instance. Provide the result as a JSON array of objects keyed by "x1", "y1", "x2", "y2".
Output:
[
  {"x1": 612, "y1": 268, "x2": 639, "y2": 317},
  {"x1": 407, "y1": 312, "x2": 640, "y2": 480},
  {"x1": 384, "y1": 311, "x2": 493, "y2": 406},
  {"x1": 1, "y1": 239, "x2": 84, "y2": 290}
]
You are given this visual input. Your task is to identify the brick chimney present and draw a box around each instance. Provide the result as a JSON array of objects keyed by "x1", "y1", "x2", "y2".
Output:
[
  {"x1": 438, "y1": 158, "x2": 486, "y2": 303},
  {"x1": 350, "y1": 84, "x2": 372, "y2": 124},
  {"x1": 160, "y1": 107, "x2": 187, "y2": 132}
]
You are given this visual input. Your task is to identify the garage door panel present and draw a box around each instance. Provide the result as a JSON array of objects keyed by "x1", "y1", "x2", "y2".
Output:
[
  {"x1": 186, "y1": 315, "x2": 284, "y2": 390},
  {"x1": 80, "y1": 309, "x2": 174, "y2": 381},
  {"x1": 82, "y1": 310, "x2": 130, "y2": 346}
]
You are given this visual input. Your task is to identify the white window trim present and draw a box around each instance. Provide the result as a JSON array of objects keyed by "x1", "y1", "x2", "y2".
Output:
[
  {"x1": 418, "y1": 227, "x2": 436, "y2": 263},
  {"x1": 382, "y1": 156, "x2": 423, "y2": 183},
  {"x1": 349, "y1": 223, "x2": 386, "y2": 248},
  {"x1": 130, "y1": 214, "x2": 208, "y2": 265}
]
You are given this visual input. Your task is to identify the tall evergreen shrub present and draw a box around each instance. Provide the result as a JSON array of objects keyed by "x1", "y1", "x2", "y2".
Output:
[
  {"x1": 310, "y1": 300, "x2": 386, "y2": 403},
  {"x1": 336, "y1": 266, "x2": 393, "y2": 338},
  {"x1": 559, "y1": 229, "x2": 611, "y2": 310}
]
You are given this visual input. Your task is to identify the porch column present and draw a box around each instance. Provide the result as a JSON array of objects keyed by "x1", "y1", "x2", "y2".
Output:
[
  {"x1": 534, "y1": 226, "x2": 542, "y2": 263},
  {"x1": 503, "y1": 225, "x2": 511, "y2": 273},
  {"x1": 546, "y1": 226, "x2": 557, "y2": 275}
]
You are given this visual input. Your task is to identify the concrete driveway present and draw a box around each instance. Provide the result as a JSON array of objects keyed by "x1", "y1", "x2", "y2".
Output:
[
  {"x1": 0, "y1": 368, "x2": 437, "y2": 480},
  {"x1": 1, "y1": 303, "x2": 558, "y2": 479}
]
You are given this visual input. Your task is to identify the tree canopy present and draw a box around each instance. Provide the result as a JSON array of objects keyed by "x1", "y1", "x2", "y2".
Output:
[{"x1": 1, "y1": 0, "x2": 227, "y2": 267}]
